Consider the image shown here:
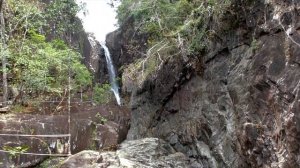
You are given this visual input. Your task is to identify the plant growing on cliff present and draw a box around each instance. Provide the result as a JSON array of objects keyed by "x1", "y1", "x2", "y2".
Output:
[
  {"x1": 3, "y1": 145, "x2": 29, "y2": 166},
  {"x1": 123, "y1": 40, "x2": 180, "y2": 87},
  {"x1": 117, "y1": 0, "x2": 233, "y2": 55},
  {"x1": 117, "y1": 0, "x2": 191, "y2": 41},
  {"x1": 93, "y1": 84, "x2": 112, "y2": 105},
  {"x1": 36, "y1": 158, "x2": 64, "y2": 168},
  {"x1": 117, "y1": 0, "x2": 236, "y2": 89},
  {"x1": 95, "y1": 112, "x2": 108, "y2": 125},
  {"x1": 9, "y1": 31, "x2": 92, "y2": 98},
  {"x1": 250, "y1": 38, "x2": 260, "y2": 53}
]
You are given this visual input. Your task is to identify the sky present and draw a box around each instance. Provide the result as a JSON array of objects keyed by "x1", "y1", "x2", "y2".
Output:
[{"x1": 76, "y1": 0, "x2": 119, "y2": 42}]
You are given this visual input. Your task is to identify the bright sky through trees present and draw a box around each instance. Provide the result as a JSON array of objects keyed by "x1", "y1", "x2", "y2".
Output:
[{"x1": 76, "y1": 0, "x2": 119, "y2": 42}]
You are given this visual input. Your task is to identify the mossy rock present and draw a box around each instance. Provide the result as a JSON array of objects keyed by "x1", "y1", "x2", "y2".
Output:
[{"x1": 36, "y1": 157, "x2": 65, "y2": 168}]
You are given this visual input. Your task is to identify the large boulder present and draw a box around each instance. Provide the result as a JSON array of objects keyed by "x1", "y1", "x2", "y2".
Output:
[{"x1": 59, "y1": 138, "x2": 189, "y2": 168}]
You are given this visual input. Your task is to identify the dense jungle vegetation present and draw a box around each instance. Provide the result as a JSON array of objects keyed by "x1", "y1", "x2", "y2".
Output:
[{"x1": 0, "y1": 0, "x2": 92, "y2": 108}]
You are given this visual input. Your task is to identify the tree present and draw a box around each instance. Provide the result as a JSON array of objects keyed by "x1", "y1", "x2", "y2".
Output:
[
  {"x1": 44, "y1": 0, "x2": 85, "y2": 41},
  {"x1": 0, "y1": 0, "x2": 92, "y2": 106},
  {"x1": 10, "y1": 31, "x2": 92, "y2": 99}
]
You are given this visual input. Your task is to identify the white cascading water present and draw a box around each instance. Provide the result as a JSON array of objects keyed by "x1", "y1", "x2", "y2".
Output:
[{"x1": 100, "y1": 42, "x2": 121, "y2": 105}]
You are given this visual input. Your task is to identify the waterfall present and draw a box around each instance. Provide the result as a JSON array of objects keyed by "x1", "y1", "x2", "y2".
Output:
[{"x1": 100, "y1": 43, "x2": 121, "y2": 105}]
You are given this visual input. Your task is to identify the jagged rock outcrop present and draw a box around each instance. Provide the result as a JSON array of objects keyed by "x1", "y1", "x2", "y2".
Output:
[
  {"x1": 116, "y1": 0, "x2": 300, "y2": 167},
  {"x1": 59, "y1": 138, "x2": 189, "y2": 168},
  {"x1": 83, "y1": 34, "x2": 109, "y2": 84},
  {"x1": 106, "y1": 17, "x2": 148, "y2": 74}
]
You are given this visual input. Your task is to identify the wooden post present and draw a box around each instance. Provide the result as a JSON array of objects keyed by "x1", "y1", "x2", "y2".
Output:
[{"x1": 0, "y1": 0, "x2": 8, "y2": 107}]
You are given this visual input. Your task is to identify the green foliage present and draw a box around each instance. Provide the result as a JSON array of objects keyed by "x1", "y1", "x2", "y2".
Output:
[
  {"x1": 28, "y1": 29, "x2": 46, "y2": 43},
  {"x1": 44, "y1": 0, "x2": 85, "y2": 37},
  {"x1": 36, "y1": 158, "x2": 64, "y2": 168},
  {"x1": 1, "y1": 0, "x2": 91, "y2": 109},
  {"x1": 9, "y1": 30, "x2": 92, "y2": 96},
  {"x1": 3, "y1": 145, "x2": 29, "y2": 161},
  {"x1": 6, "y1": 0, "x2": 85, "y2": 41},
  {"x1": 95, "y1": 113, "x2": 108, "y2": 125},
  {"x1": 6, "y1": 0, "x2": 44, "y2": 35},
  {"x1": 10, "y1": 104, "x2": 24, "y2": 113},
  {"x1": 118, "y1": 0, "x2": 186, "y2": 41},
  {"x1": 51, "y1": 39, "x2": 68, "y2": 50},
  {"x1": 73, "y1": 61, "x2": 92, "y2": 89},
  {"x1": 123, "y1": 41, "x2": 179, "y2": 86},
  {"x1": 117, "y1": 0, "x2": 233, "y2": 55},
  {"x1": 250, "y1": 38, "x2": 261, "y2": 53},
  {"x1": 93, "y1": 84, "x2": 112, "y2": 105}
]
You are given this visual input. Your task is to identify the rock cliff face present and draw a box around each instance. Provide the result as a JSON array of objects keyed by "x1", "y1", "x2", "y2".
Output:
[
  {"x1": 106, "y1": 17, "x2": 148, "y2": 74},
  {"x1": 107, "y1": 0, "x2": 300, "y2": 167},
  {"x1": 82, "y1": 34, "x2": 109, "y2": 84}
]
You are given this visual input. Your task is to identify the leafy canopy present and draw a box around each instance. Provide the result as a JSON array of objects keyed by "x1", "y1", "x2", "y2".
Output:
[
  {"x1": 9, "y1": 30, "x2": 92, "y2": 95},
  {"x1": 2, "y1": 0, "x2": 92, "y2": 101}
]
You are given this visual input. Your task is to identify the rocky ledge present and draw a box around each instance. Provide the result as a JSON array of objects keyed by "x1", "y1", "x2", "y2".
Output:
[
  {"x1": 46, "y1": 138, "x2": 189, "y2": 168},
  {"x1": 0, "y1": 103, "x2": 130, "y2": 167}
]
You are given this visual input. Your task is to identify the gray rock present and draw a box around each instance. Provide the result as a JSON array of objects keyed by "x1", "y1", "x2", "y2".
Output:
[
  {"x1": 106, "y1": 17, "x2": 148, "y2": 73},
  {"x1": 84, "y1": 34, "x2": 109, "y2": 84},
  {"x1": 60, "y1": 138, "x2": 189, "y2": 168}
]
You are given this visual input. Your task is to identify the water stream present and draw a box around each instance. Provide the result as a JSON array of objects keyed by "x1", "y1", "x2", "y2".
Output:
[{"x1": 101, "y1": 43, "x2": 121, "y2": 105}]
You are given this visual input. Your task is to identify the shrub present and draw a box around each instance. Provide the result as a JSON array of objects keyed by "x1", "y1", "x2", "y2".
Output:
[{"x1": 93, "y1": 84, "x2": 112, "y2": 105}]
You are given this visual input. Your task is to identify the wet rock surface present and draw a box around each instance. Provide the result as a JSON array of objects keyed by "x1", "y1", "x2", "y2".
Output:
[
  {"x1": 59, "y1": 138, "x2": 188, "y2": 168},
  {"x1": 83, "y1": 34, "x2": 111, "y2": 84}
]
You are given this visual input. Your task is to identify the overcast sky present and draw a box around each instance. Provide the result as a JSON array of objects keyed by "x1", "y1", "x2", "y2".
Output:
[{"x1": 76, "y1": 0, "x2": 119, "y2": 42}]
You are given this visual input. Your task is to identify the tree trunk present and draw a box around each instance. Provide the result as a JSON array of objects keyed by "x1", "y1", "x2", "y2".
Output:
[{"x1": 0, "y1": 0, "x2": 8, "y2": 106}]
